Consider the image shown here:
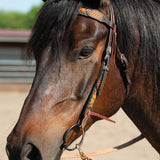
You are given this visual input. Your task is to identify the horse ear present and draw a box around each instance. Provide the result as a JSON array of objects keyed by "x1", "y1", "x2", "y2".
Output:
[{"x1": 100, "y1": 0, "x2": 111, "y2": 14}]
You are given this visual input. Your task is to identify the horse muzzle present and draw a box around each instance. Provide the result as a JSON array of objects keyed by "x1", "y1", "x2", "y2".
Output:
[{"x1": 6, "y1": 139, "x2": 62, "y2": 160}]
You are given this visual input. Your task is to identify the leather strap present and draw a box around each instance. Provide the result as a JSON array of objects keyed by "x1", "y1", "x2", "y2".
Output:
[{"x1": 79, "y1": 8, "x2": 114, "y2": 28}]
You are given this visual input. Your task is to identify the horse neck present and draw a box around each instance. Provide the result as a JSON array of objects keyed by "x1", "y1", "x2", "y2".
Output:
[
  {"x1": 122, "y1": 74, "x2": 160, "y2": 152},
  {"x1": 111, "y1": 0, "x2": 160, "y2": 153}
]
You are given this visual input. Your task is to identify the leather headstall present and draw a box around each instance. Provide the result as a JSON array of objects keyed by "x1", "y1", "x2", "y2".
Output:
[
  {"x1": 61, "y1": 7, "x2": 127, "y2": 151},
  {"x1": 42, "y1": 0, "x2": 131, "y2": 153}
]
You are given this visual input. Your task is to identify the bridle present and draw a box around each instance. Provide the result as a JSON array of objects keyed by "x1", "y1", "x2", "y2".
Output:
[{"x1": 60, "y1": 7, "x2": 131, "y2": 151}]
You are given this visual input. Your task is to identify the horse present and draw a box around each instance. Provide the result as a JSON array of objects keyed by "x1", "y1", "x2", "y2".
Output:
[{"x1": 6, "y1": 0, "x2": 160, "y2": 159}]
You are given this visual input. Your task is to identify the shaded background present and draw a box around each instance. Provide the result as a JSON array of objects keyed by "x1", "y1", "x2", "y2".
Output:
[{"x1": 0, "y1": 0, "x2": 159, "y2": 160}]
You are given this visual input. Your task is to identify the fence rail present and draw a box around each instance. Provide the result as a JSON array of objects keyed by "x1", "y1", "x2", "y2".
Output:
[{"x1": 0, "y1": 60, "x2": 36, "y2": 83}]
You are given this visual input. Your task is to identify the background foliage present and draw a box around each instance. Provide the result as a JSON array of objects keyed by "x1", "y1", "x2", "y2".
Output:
[{"x1": 0, "y1": 3, "x2": 43, "y2": 29}]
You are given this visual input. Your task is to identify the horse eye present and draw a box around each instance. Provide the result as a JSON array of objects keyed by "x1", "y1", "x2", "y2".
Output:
[{"x1": 78, "y1": 47, "x2": 94, "y2": 60}]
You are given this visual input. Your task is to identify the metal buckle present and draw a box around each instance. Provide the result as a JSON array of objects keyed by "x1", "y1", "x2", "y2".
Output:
[
  {"x1": 102, "y1": 46, "x2": 111, "y2": 71},
  {"x1": 106, "y1": 46, "x2": 112, "y2": 57}
]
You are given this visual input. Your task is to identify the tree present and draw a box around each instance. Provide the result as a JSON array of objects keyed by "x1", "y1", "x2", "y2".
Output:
[
  {"x1": 0, "y1": 11, "x2": 25, "y2": 29},
  {"x1": 0, "y1": 3, "x2": 43, "y2": 29}
]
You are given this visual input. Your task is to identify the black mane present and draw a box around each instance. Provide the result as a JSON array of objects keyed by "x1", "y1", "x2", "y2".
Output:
[
  {"x1": 27, "y1": 0, "x2": 81, "y2": 58},
  {"x1": 111, "y1": 0, "x2": 160, "y2": 105},
  {"x1": 27, "y1": 0, "x2": 101, "y2": 58},
  {"x1": 112, "y1": 0, "x2": 160, "y2": 73}
]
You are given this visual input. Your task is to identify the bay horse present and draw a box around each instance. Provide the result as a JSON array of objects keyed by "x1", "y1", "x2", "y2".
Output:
[{"x1": 6, "y1": 0, "x2": 160, "y2": 159}]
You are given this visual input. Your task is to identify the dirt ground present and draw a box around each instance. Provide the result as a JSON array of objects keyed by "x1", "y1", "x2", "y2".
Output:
[{"x1": 0, "y1": 84, "x2": 159, "y2": 160}]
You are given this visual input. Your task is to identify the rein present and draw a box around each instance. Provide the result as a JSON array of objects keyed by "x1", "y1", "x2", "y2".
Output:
[
  {"x1": 61, "y1": 7, "x2": 132, "y2": 153},
  {"x1": 61, "y1": 134, "x2": 144, "y2": 159}
]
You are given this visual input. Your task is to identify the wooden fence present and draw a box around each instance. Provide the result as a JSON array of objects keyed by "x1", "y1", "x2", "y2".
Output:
[{"x1": 0, "y1": 60, "x2": 35, "y2": 83}]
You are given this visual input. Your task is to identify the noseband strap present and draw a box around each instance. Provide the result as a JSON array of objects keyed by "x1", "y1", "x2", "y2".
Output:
[{"x1": 61, "y1": 7, "x2": 130, "y2": 151}]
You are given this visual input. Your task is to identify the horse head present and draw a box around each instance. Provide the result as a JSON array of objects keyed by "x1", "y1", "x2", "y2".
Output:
[{"x1": 6, "y1": 0, "x2": 128, "y2": 159}]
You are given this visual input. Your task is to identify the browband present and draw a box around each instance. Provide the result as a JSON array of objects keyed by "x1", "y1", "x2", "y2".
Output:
[{"x1": 79, "y1": 8, "x2": 114, "y2": 28}]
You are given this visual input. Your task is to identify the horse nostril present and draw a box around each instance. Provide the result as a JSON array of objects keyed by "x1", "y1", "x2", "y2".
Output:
[{"x1": 21, "y1": 143, "x2": 42, "y2": 160}]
